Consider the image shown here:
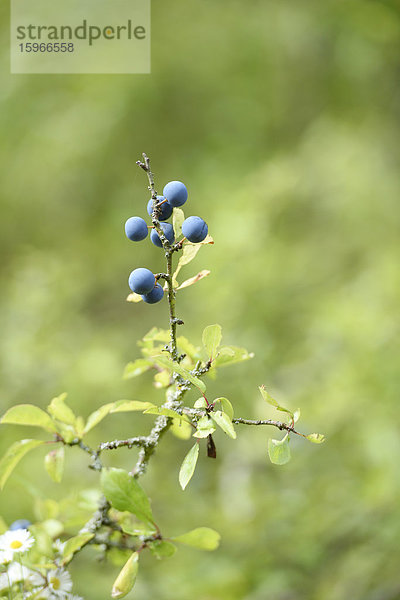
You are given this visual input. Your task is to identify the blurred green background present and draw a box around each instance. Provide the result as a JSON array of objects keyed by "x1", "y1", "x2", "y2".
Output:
[{"x1": 1, "y1": 0, "x2": 400, "y2": 598}]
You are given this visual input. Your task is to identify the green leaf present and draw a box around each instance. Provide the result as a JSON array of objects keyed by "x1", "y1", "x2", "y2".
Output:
[
  {"x1": 154, "y1": 370, "x2": 171, "y2": 388},
  {"x1": 193, "y1": 416, "x2": 215, "y2": 438},
  {"x1": 202, "y1": 324, "x2": 222, "y2": 359},
  {"x1": 176, "y1": 337, "x2": 201, "y2": 361},
  {"x1": 83, "y1": 402, "x2": 115, "y2": 434},
  {"x1": 0, "y1": 439, "x2": 45, "y2": 490},
  {"x1": 293, "y1": 408, "x2": 301, "y2": 424},
  {"x1": 170, "y1": 418, "x2": 193, "y2": 440},
  {"x1": 62, "y1": 532, "x2": 94, "y2": 563},
  {"x1": 101, "y1": 468, "x2": 154, "y2": 525},
  {"x1": 213, "y1": 346, "x2": 254, "y2": 368},
  {"x1": 268, "y1": 434, "x2": 291, "y2": 465},
  {"x1": 148, "y1": 539, "x2": 177, "y2": 559},
  {"x1": 172, "y1": 243, "x2": 202, "y2": 286},
  {"x1": 179, "y1": 443, "x2": 199, "y2": 490},
  {"x1": 44, "y1": 446, "x2": 64, "y2": 483},
  {"x1": 111, "y1": 400, "x2": 155, "y2": 413},
  {"x1": 172, "y1": 527, "x2": 221, "y2": 551},
  {"x1": 194, "y1": 398, "x2": 207, "y2": 409},
  {"x1": 47, "y1": 393, "x2": 76, "y2": 427},
  {"x1": 123, "y1": 359, "x2": 152, "y2": 379},
  {"x1": 172, "y1": 207, "x2": 185, "y2": 239},
  {"x1": 142, "y1": 327, "x2": 170, "y2": 343},
  {"x1": 259, "y1": 386, "x2": 293, "y2": 418},
  {"x1": 210, "y1": 411, "x2": 236, "y2": 439},
  {"x1": 152, "y1": 355, "x2": 206, "y2": 392},
  {"x1": 111, "y1": 552, "x2": 139, "y2": 599},
  {"x1": 214, "y1": 397, "x2": 234, "y2": 420},
  {"x1": 143, "y1": 406, "x2": 190, "y2": 423},
  {"x1": 1, "y1": 404, "x2": 57, "y2": 433},
  {"x1": 306, "y1": 433, "x2": 325, "y2": 444}
]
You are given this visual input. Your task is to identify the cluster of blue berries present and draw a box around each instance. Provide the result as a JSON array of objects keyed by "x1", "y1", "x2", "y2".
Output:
[{"x1": 126, "y1": 181, "x2": 208, "y2": 304}]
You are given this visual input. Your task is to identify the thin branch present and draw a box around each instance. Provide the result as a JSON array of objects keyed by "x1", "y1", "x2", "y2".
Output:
[{"x1": 233, "y1": 417, "x2": 302, "y2": 436}]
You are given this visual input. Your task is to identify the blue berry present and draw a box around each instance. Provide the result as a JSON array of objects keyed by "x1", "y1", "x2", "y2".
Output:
[
  {"x1": 147, "y1": 196, "x2": 173, "y2": 221},
  {"x1": 10, "y1": 519, "x2": 31, "y2": 531},
  {"x1": 128, "y1": 268, "x2": 155, "y2": 295},
  {"x1": 162, "y1": 181, "x2": 188, "y2": 207},
  {"x1": 182, "y1": 216, "x2": 208, "y2": 243},
  {"x1": 150, "y1": 222, "x2": 175, "y2": 248},
  {"x1": 125, "y1": 217, "x2": 148, "y2": 242},
  {"x1": 142, "y1": 283, "x2": 164, "y2": 304}
]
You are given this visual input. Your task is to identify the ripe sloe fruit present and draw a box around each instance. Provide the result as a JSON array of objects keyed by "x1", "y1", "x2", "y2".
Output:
[
  {"x1": 125, "y1": 217, "x2": 148, "y2": 242},
  {"x1": 162, "y1": 181, "x2": 188, "y2": 207},
  {"x1": 142, "y1": 283, "x2": 164, "y2": 304},
  {"x1": 182, "y1": 216, "x2": 208, "y2": 243},
  {"x1": 147, "y1": 196, "x2": 173, "y2": 221},
  {"x1": 150, "y1": 222, "x2": 175, "y2": 248},
  {"x1": 129, "y1": 268, "x2": 155, "y2": 295}
]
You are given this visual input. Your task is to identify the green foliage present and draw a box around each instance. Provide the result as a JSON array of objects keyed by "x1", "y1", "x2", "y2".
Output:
[
  {"x1": 1, "y1": 404, "x2": 57, "y2": 433},
  {"x1": 210, "y1": 411, "x2": 236, "y2": 439},
  {"x1": 179, "y1": 443, "x2": 199, "y2": 490},
  {"x1": 268, "y1": 434, "x2": 291, "y2": 466},
  {"x1": 111, "y1": 552, "x2": 139, "y2": 599},
  {"x1": 172, "y1": 527, "x2": 221, "y2": 551},
  {"x1": 0, "y1": 439, "x2": 45, "y2": 489},
  {"x1": 44, "y1": 446, "x2": 65, "y2": 483},
  {"x1": 101, "y1": 468, "x2": 154, "y2": 526},
  {"x1": 202, "y1": 324, "x2": 222, "y2": 359},
  {"x1": 62, "y1": 532, "x2": 95, "y2": 563},
  {"x1": 148, "y1": 540, "x2": 177, "y2": 560}
]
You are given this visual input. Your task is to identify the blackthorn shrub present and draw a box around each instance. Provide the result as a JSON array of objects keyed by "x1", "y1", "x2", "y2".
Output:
[{"x1": 0, "y1": 153, "x2": 324, "y2": 599}]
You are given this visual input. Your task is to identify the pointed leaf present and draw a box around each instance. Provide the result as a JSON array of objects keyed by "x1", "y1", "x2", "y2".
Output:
[
  {"x1": 202, "y1": 324, "x2": 222, "y2": 359},
  {"x1": 172, "y1": 207, "x2": 185, "y2": 239},
  {"x1": 111, "y1": 552, "x2": 139, "y2": 599},
  {"x1": 62, "y1": 532, "x2": 94, "y2": 562},
  {"x1": 210, "y1": 410, "x2": 236, "y2": 439},
  {"x1": 214, "y1": 346, "x2": 254, "y2": 368},
  {"x1": 1, "y1": 405, "x2": 57, "y2": 433},
  {"x1": 193, "y1": 416, "x2": 215, "y2": 438},
  {"x1": 214, "y1": 397, "x2": 234, "y2": 420},
  {"x1": 0, "y1": 439, "x2": 45, "y2": 490},
  {"x1": 83, "y1": 403, "x2": 115, "y2": 434},
  {"x1": 47, "y1": 394, "x2": 76, "y2": 427},
  {"x1": 101, "y1": 468, "x2": 154, "y2": 524},
  {"x1": 268, "y1": 434, "x2": 291, "y2": 465},
  {"x1": 44, "y1": 446, "x2": 64, "y2": 483},
  {"x1": 111, "y1": 400, "x2": 155, "y2": 413},
  {"x1": 152, "y1": 356, "x2": 206, "y2": 392},
  {"x1": 123, "y1": 359, "x2": 152, "y2": 379},
  {"x1": 179, "y1": 443, "x2": 199, "y2": 490},
  {"x1": 306, "y1": 433, "x2": 325, "y2": 444},
  {"x1": 172, "y1": 527, "x2": 220, "y2": 551},
  {"x1": 259, "y1": 386, "x2": 293, "y2": 418}
]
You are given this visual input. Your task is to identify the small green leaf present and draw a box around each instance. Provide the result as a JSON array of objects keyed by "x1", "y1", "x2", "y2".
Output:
[
  {"x1": 170, "y1": 418, "x2": 193, "y2": 440},
  {"x1": 193, "y1": 416, "x2": 215, "y2": 438},
  {"x1": 101, "y1": 468, "x2": 154, "y2": 524},
  {"x1": 142, "y1": 327, "x2": 170, "y2": 343},
  {"x1": 62, "y1": 532, "x2": 94, "y2": 562},
  {"x1": 194, "y1": 398, "x2": 207, "y2": 409},
  {"x1": 202, "y1": 324, "x2": 222, "y2": 359},
  {"x1": 123, "y1": 359, "x2": 152, "y2": 380},
  {"x1": 268, "y1": 434, "x2": 291, "y2": 465},
  {"x1": 83, "y1": 403, "x2": 115, "y2": 434},
  {"x1": 152, "y1": 356, "x2": 206, "y2": 392},
  {"x1": 172, "y1": 527, "x2": 221, "y2": 551},
  {"x1": 111, "y1": 552, "x2": 139, "y2": 599},
  {"x1": 1, "y1": 405, "x2": 57, "y2": 433},
  {"x1": 306, "y1": 433, "x2": 325, "y2": 444},
  {"x1": 214, "y1": 397, "x2": 234, "y2": 420},
  {"x1": 213, "y1": 346, "x2": 254, "y2": 368},
  {"x1": 293, "y1": 408, "x2": 301, "y2": 424},
  {"x1": 143, "y1": 406, "x2": 190, "y2": 423},
  {"x1": 172, "y1": 243, "x2": 202, "y2": 286},
  {"x1": 148, "y1": 539, "x2": 177, "y2": 559},
  {"x1": 0, "y1": 439, "x2": 45, "y2": 490},
  {"x1": 44, "y1": 446, "x2": 64, "y2": 483},
  {"x1": 111, "y1": 400, "x2": 155, "y2": 413},
  {"x1": 210, "y1": 411, "x2": 236, "y2": 439},
  {"x1": 259, "y1": 386, "x2": 293, "y2": 418},
  {"x1": 179, "y1": 443, "x2": 199, "y2": 490},
  {"x1": 47, "y1": 394, "x2": 76, "y2": 427},
  {"x1": 172, "y1": 207, "x2": 185, "y2": 239}
]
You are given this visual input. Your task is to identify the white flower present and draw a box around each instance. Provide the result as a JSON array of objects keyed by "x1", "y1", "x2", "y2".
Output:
[
  {"x1": 0, "y1": 529, "x2": 34, "y2": 554},
  {"x1": 0, "y1": 561, "x2": 44, "y2": 591},
  {"x1": 47, "y1": 568, "x2": 72, "y2": 596},
  {"x1": 0, "y1": 549, "x2": 13, "y2": 565},
  {"x1": 52, "y1": 539, "x2": 66, "y2": 556}
]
